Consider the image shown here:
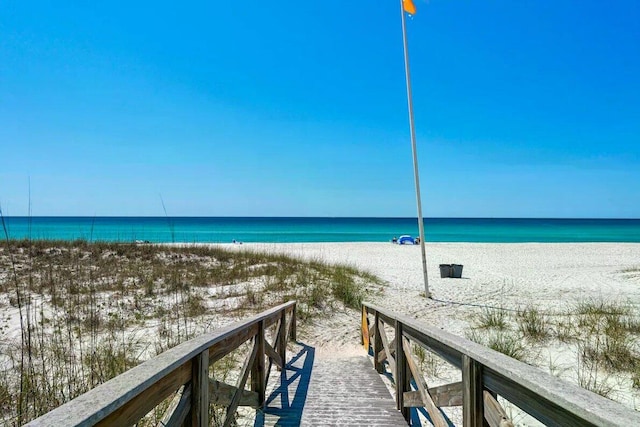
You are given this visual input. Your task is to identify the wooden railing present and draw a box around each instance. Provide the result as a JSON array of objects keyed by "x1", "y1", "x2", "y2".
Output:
[
  {"x1": 26, "y1": 301, "x2": 296, "y2": 427},
  {"x1": 362, "y1": 302, "x2": 640, "y2": 427}
]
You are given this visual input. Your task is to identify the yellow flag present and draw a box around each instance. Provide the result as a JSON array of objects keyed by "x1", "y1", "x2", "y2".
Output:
[{"x1": 403, "y1": 0, "x2": 416, "y2": 15}]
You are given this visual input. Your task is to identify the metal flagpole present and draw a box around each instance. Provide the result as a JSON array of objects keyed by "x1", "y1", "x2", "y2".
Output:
[{"x1": 400, "y1": 0, "x2": 430, "y2": 298}]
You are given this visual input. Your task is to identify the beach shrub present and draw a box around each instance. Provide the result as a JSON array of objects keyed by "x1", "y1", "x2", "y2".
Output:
[
  {"x1": 330, "y1": 266, "x2": 364, "y2": 309},
  {"x1": 516, "y1": 306, "x2": 550, "y2": 342},
  {"x1": 486, "y1": 332, "x2": 526, "y2": 362},
  {"x1": 475, "y1": 307, "x2": 509, "y2": 330},
  {"x1": 576, "y1": 340, "x2": 615, "y2": 398}
]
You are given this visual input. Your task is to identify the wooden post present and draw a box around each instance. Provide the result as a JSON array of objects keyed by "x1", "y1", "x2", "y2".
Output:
[
  {"x1": 191, "y1": 349, "x2": 209, "y2": 427},
  {"x1": 251, "y1": 320, "x2": 266, "y2": 406},
  {"x1": 395, "y1": 321, "x2": 410, "y2": 423},
  {"x1": 290, "y1": 304, "x2": 297, "y2": 341},
  {"x1": 278, "y1": 309, "x2": 287, "y2": 370},
  {"x1": 374, "y1": 311, "x2": 383, "y2": 373},
  {"x1": 361, "y1": 306, "x2": 370, "y2": 349},
  {"x1": 462, "y1": 355, "x2": 483, "y2": 427}
]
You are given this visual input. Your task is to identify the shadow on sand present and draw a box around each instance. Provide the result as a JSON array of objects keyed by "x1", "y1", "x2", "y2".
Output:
[{"x1": 254, "y1": 342, "x2": 315, "y2": 426}]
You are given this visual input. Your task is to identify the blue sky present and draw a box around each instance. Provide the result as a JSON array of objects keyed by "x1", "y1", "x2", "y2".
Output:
[{"x1": 1, "y1": 0, "x2": 638, "y2": 217}]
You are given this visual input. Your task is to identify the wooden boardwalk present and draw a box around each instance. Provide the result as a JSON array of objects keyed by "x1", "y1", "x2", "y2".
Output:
[
  {"x1": 259, "y1": 342, "x2": 407, "y2": 426},
  {"x1": 27, "y1": 301, "x2": 640, "y2": 427}
]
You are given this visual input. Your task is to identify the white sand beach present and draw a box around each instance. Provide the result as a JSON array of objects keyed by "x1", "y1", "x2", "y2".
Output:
[
  {"x1": 225, "y1": 242, "x2": 640, "y2": 333},
  {"x1": 223, "y1": 242, "x2": 640, "y2": 413}
]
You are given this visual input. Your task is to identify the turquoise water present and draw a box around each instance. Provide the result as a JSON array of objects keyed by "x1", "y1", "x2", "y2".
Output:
[{"x1": 1, "y1": 217, "x2": 639, "y2": 243}]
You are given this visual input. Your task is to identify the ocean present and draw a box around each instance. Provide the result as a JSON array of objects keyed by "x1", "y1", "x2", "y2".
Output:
[{"x1": 1, "y1": 217, "x2": 639, "y2": 243}]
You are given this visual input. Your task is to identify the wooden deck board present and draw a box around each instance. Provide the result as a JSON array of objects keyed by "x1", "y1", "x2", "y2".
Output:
[
  {"x1": 300, "y1": 354, "x2": 407, "y2": 425},
  {"x1": 259, "y1": 342, "x2": 407, "y2": 426}
]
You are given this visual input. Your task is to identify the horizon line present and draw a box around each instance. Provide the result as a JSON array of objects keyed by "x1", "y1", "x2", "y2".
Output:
[{"x1": 1, "y1": 216, "x2": 639, "y2": 220}]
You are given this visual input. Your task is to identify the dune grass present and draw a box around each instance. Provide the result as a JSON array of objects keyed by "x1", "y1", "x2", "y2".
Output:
[
  {"x1": 516, "y1": 306, "x2": 550, "y2": 342},
  {"x1": 467, "y1": 299, "x2": 640, "y2": 399},
  {"x1": 0, "y1": 239, "x2": 383, "y2": 425},
  {"x1": 467, "y1": 329, "x2": 527, "y2": 362},
  {"x1": 475, "y1": 307, "x2": 509, "y2": 330}
]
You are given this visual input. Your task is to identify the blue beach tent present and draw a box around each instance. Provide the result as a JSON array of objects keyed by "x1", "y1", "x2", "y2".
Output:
[{"x1": 398, "y1": 235, "x2": 415, "y2": 245}]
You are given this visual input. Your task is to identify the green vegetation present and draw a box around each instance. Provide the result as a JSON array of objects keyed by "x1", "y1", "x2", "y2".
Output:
[
  {"x1": 516, "y1": 306, "x2": 550, "y2": 342},
  {"x1": 476, "y1": 307, "x2": 509, "y2": 330},
  {"x1": 412, "y1": 343, "x2": 445, "y2": 378},
  {"x1": 467, "y1": 299, "x2": 640, "y2": 398},
  {"x1": 0, "y1": 239, "x2": 383, "y2": 425},
  {"x1": 467, "y1": 330, "x2": 527, "y2": 362}
]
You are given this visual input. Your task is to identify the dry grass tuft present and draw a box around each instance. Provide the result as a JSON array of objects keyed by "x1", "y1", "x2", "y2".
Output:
[{"x1": 468, "y1": 298, "x2": 640, "y2": 400}]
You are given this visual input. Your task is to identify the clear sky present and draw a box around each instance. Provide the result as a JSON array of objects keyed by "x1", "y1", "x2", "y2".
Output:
[{"x1": 1, "y1": 1, "x2": 638, "y2": 218}]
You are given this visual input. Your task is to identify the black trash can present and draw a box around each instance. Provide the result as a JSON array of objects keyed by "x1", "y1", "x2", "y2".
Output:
[
  {"x1": 439, "y1": 264, "x2": 452, "y2": 278},
  {"x1": 451, "y1": 264, "x2": 463, "y2": 278}
]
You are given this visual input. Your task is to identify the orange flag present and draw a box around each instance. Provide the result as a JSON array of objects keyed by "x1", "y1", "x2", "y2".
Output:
[{"x1": 403, "y1": 0, "x2": 416, "y2": 15}]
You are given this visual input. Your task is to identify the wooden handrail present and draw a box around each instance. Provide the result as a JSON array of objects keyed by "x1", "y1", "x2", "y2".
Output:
[
  {"x1": 26, "y1": 301, "x2": 296, "y2": 427},
  {"x1": 363, "y1": 302, "x2": 640, "y2": 427}
]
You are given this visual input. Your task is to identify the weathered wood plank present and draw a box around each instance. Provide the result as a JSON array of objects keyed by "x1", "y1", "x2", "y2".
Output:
[
  {"x1": 158, "y1": 385, "x2": 190, "y2": 427},
  {"x1": 223, "y1": 338, "x2": 258, "y2": 427},
  {"x1": 483, "y1": 391, "x2": 513, "y2": 427},
  {"x1": 374, "y1": 311, "x2": 383, "y2": 373},
  {"x1": 191, "y1": 350, "x2": 209, "y2": 427},
  {"x1": 377, "y1": 319, "x2": 396, "y2": 379},
  {"x1": 264, "y1": 339, "x2": 283, "y2": 369},
  {"x1": 403, "y1": 391, "x2": 423, "y2": 408},
  {"x1": 95, "y1": 361, "x2": 192, "y2": 427},
  {"x1": 377, "y1": 311, "x2": 396, "y2": 327},
  {"x1": 482, "y1": 367, "x2": 598, "y2": 427},
  {"x1": 376, "y1": 338, "x2": 396, "y2": 363},
  {"x1": 430, "y1": 381, "x2": 463, "y2": 407},
  {"x1": 395, "y1": 321, "x2": 410, "y2": 422},
  {"x1": 250, "y1": 320, "x2": 266, "y2": 407},
  {"x1": 208, "y1": 323, "x2": 257, "y2": 364},
  {"x1": 403, "y1": 382, "x2": 463, "y2": 408},
  {"x1": 278, "y1": 309, "x2": 287, "y2": 368},
  {"x1": 265, "y1": 319, "x2": 281, "y2": 385},
  {"x1": 270, "y1": 318, "x2": 281, "y2": 348},
  {"x1": 290, "y1": 304, "x2": 297, "y2": 341},
  {"x1": 209, "y1": 379, "x2": 259, "y2": 408},
  {"x1": 262, "y1": 310, "x2": 282, "y2": 329},
  {"x1": 463, "y1": 355, "x2": 483, "y2": 427},
  {"x1": 285, "y1": 308, "x2": 294, "y2": 342},
  {"x1": 402, "y1": 337, "x2": 448, "y2": 427}
]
